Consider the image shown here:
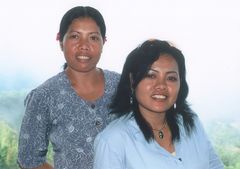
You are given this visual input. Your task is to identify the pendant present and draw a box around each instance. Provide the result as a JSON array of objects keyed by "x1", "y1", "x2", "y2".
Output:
[{"x1": 158, "y1": 130, "x2": 164, "y2": 139}]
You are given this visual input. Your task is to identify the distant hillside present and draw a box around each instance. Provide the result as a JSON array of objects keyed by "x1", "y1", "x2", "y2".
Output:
[
  {"x1": 0, "y1": 73, "x2": 40, "y2": 91},
  {"x1": 0, "y1": 91, "x2": 28, "y2": 130},
  {"x1": 206, "y1": 121, "x2": 240, "y2": 169}
]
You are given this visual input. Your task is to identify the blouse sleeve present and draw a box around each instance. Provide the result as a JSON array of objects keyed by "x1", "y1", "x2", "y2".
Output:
[
  {"x1": 18, "y1": 89, "x2": 51, "y2": 168},
  {"x1": 195, "y1": 117, "x2": 224, "y2": 169},
  {"x1": 208, "y1": 139, "x2": 225, "y2": 169},
  {"x1": 93, "y1": 131, "x2": 125, "y2": 169}
]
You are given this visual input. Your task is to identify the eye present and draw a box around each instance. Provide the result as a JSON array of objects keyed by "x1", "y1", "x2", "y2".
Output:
[
  {"x1": 90, "y1": 35, "x2": 100, "y2": 41},
  {"x1": 145, "y1": 72, "x2": 156, "y2": 79},
  {"x1": 167, "y1": 76, "x2": 178, "y2": 81},
  {"x1": 69, "y1": 33, "x2": 79, "y2": 39}
]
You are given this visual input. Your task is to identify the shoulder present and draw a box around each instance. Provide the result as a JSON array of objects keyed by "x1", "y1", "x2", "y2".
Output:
[
  {"x1": 94, "y1": 115, "x2": 133, "y2": 160},
  {"x1": 102, "y1": 69, "x2": 120, "y2": 95},
  {"x1": 95, "y1": 115, "x2": 131, "y2": 144},
  {"x1": 24, "y1": 72, "x2": 66, "y2": 104},
  {"x1": 94, "y1": 115, "x2": 132, "y2": 168},
  {"x1": 103, "y1": 69, "x2": 121, "y2": 82},
  {"x1": 180, "y1": 114, "x2": 208, "y2": 140},
  {"x1": 192, "y1": 115, "x2": 206, "y2": 134},
  {"x1": 37, "y1": 71, "x2": 66, "y2": 90}
]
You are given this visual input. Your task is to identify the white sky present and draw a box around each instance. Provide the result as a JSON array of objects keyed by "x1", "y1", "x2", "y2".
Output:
[{"x1": 0, "y1": 0, "x2": 240, "y2": 121}]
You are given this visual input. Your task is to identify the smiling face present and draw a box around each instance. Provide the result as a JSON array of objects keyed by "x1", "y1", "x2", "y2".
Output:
[
  {"x1": 61, "y1": 17, "x2": 104, "y2": 73},
  {"x1": 135, "y1": 54, "x2": 180, "y2": 117}
]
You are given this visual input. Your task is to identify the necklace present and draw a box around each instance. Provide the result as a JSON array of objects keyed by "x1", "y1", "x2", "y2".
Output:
[{"x1": 152, "y1": 120, "x2": 167, "y2": 139}]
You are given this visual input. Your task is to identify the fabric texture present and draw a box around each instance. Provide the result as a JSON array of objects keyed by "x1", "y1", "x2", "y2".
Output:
[
  {"x1": 94, "y1": 113, "x2": 224, "y2": 169},
  {"x1": 18, "y1": 70, "x2": 120, "y2": 169}
]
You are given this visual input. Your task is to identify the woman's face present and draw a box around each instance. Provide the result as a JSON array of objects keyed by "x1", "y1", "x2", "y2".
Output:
[
  {"x1": 135, "y1": 54, "x2": 180, "y2": 117},
  {"x1": 61, "y1": 17, "x2": 104, "y2": 73}
]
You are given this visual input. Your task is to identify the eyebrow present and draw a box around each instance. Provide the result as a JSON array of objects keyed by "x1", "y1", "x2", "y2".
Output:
[
  {"x1": 149, "y1": 69, "x2": 178, "y2": 75},
  {"x1": 89, "y1": 32, "x2": 101, "y2": 35},
  {"x1": 166, "y1": 71, "x2": 178, "y2": 74},
  {"x1": 68, "y1": 30, "x2": 100, "y2": 34}
]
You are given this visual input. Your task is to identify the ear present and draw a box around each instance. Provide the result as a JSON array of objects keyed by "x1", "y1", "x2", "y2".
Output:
[{"x1": 103, "y1": 36, "x2": 107, "y2": 44}]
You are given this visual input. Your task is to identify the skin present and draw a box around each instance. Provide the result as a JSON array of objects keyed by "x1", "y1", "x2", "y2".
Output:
[
  {"x1": 60, "y1": 17, "x2": 104, "y2": 73},
  {"x1": 33, "y1": 163, "x2": 53, "y2": 169},
  {"x1": 135, "y1": 54, "x2": 180, "y2": 152},
  {"x1": 25, "y1": 17, "x2": 105, "y2": 169},
  {"x1": 61, "y1": 17, "x2": 105, "y2": 101}
]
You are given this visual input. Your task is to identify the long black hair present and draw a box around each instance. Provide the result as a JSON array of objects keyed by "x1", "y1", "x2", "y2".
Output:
[{"x1": 110, "y1": 39, "x2": 196, "y2": 142}]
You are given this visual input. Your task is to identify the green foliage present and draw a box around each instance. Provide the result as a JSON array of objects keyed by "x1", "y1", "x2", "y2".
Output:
[
  {"x1": 206, "y1": 121, "x2": 240, "y2": 169},
  {"x1": 0, "y1": 121, "x2": 18, "y2": 169},
  {"x1": 0, "y1": 120, "x2": 54, "y2": 169},
  {"x1": 0, "y1": 90, "x2": 54, "y2": 168}
]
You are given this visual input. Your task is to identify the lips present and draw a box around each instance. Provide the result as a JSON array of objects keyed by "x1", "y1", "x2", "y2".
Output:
[
  {"x1": 151, "y1": 94, "x2": 167, "y2": 100},
  {"x1": 76, "y1": 55, "x2": 90, "y2": 60}
]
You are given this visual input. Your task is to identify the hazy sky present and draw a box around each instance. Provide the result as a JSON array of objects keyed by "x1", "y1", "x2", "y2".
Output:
[{"x1": 0, "y1": 0, "x2": 239, "y2": 121}]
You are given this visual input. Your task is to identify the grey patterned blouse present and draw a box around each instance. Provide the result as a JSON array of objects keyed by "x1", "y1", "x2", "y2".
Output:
[{"x1": 18, "y1": 70, "x2": 120, "y2": 169}]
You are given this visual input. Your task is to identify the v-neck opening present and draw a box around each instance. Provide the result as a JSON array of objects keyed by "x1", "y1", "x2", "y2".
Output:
[{"x1": 63, "y1": 69, "x2": 107, "y2": 106}]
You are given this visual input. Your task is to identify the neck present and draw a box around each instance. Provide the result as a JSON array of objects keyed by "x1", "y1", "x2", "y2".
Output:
[
  {"x1": 141, "y1": 111, "x2": 166, "y2": 130},
  {"x1": 65, "y1": 67, "x2": 101, "y2": 85},
  {"x1": 152, "y1": 117, "x2": 167, "y2": 130},
  {"x1": 149, "y1": 114, "x2": 167, "y2": 140},
  {"x1": 65, "y1": 67, "x2": 104, "y2": 101}
]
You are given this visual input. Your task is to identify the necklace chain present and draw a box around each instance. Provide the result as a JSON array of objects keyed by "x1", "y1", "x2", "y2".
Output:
[{"x1": 152, "y1": 119, "x2": 167, "y2": 139}]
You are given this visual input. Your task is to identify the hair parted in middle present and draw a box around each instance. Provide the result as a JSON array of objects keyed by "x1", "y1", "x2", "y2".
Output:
[
  {"x1": 58, "y1": 6, "x2": 106, "y2": 70},
  {"x1": 59, "y1": 6, "x2": 106, "y2": 42},
  {"x1": 110, "y1": 39, "x2": 196, "y2": 142}
]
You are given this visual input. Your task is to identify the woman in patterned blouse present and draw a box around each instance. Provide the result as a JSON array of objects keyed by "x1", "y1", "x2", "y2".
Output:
[{"x1": 18, "y1": 6, "x2": 120, "y2": 169}]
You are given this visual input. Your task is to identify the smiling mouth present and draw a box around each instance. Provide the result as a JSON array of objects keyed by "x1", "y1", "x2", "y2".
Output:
[
  {"x1": 151, "y1": 94, "x2": 167, "y2": 100},
  {"x1": 76, "y1": 55, "x2": 90, "y2": 60}
]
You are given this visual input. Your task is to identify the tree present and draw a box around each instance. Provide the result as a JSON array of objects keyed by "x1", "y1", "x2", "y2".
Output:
[{"x1": 0, "y1": 121, "x2": 18, "y2": 169}]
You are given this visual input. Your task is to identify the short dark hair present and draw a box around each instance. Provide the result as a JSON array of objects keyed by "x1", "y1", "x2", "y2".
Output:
[
  {"x1": 59, "y1": 6, "x2": 106, "y2": 42},
  {"x1": 111, "y1": 39, "x2": 195, "y2": 142}
]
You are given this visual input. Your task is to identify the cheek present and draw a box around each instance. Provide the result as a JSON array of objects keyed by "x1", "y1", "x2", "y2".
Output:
[
  {"x1": 62, "y1": 41, "x2": 71, "y2": 51},
  {"x1": 170, "y1": 84, "x2": 180, "y2": 99},
  {"x1": 135, "y1": 83, "x2": 151, "y2": 101},
  {"x1": 135, "y1": 85, "x2": 142, "y2": 102},
  {"x1": 94, "y1": 44, "x2": 103, "y2": 54}
]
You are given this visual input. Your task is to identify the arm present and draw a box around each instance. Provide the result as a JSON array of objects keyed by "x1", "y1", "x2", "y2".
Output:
[
  {"x1": 34, "y1": 163, "x2": 53, "y2": 169},
  {"x1": 195, "y1": 117, "x2": 224, "y2": 169},
  {"x1": 19, "y1": 162, "x2": 53, "y2": 169},
  {"x1": 18, "y1": 90, "x2": 52, "y2": 168},
  {"x1": 93, "y1": 132, "x2": 125, "y2": 169},
  {"x1": 208, "y1": 140, "x2": 224, "y2": 169}
]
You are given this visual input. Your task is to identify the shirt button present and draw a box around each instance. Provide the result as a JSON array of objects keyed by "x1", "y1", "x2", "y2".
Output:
[
  {"x1": 95, "y1": 120, "x2": 101, "y2": 126},
  {"x1": 95, "y1": 118, "x2": 103, "y2": 126},
  {"x1": 91, "y1": 104, "x2": 95, "y2": 109},
  {"x1": 86, "y1": 137, "x2": 93, "y2": 142}
]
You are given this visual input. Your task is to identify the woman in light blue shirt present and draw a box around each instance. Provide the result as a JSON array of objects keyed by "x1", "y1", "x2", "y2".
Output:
[{"x1": 94, "y1": 39, "x2": 224, "y2": 169}]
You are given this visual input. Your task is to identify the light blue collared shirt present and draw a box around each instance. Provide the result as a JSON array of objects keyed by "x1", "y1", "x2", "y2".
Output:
[{"x1": 94, "y1": 113, "x2": 224, "y2": 169}]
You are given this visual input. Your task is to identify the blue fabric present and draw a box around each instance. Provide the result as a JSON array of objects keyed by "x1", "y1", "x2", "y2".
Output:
[
  {"x1": 94, "y1": 113, "x2": 224, "y2": 169},
  {"x1": 18, "y1": 70, "x2": 120, "y2": 169}
]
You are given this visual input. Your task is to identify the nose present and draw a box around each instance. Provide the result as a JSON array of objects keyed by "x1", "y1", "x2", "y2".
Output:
[
  {"x1": 76, "y1": 38, "x2": 89, "y2": 50},
  {"x1": 155, "y1": 78, "x2": 167, "y2": 90}
]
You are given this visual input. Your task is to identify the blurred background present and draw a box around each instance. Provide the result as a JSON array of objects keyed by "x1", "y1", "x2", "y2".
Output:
[{"x1": 0, "y1": 0, "x2": 239, "y2": 168}]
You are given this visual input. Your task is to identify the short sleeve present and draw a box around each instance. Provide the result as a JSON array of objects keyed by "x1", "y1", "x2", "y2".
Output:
[
  {"x1": 93, "y1": 132, "x2": 125, "y2": 169},
  {"x1": 18, "y1": 89, "x2": 51, "y2": 168}
]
